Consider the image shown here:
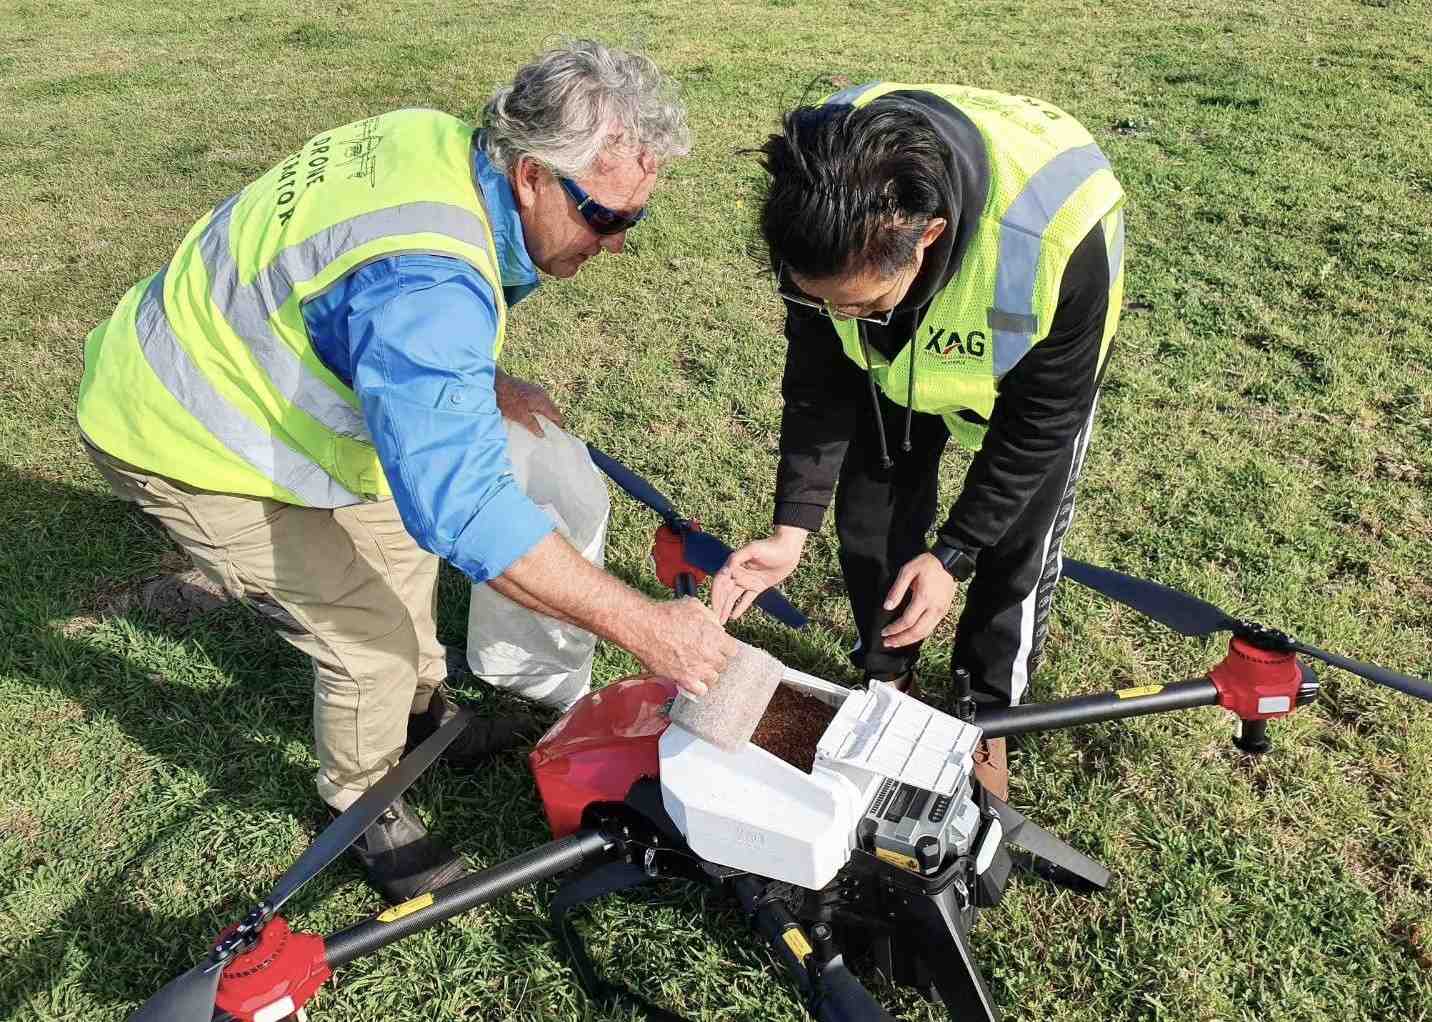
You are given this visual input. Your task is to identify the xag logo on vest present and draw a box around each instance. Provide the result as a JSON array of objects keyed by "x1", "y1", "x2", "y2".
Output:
[{"x1": 923, "y1": 326, "x2": 986, "y2": 359}]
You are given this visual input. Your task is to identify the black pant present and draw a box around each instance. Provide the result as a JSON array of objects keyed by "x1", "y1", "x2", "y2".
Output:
[{"x1": 835, "y1": 392, "x2": 1098, "y2": 707}]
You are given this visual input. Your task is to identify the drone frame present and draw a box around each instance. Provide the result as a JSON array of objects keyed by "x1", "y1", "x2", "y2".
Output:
[{"x1": 125, "y1": 452, "x2": 1426, "y2": 1022}]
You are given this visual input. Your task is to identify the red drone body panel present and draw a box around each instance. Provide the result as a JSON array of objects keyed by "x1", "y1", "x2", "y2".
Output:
[{"x1": 530, "y1": 674, "x2": 678, "y2": 838}]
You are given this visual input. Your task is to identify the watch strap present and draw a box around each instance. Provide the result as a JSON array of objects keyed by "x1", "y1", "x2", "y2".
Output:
[{"x1": 930, "y1": 539, "x2": 978, "y2": 581}]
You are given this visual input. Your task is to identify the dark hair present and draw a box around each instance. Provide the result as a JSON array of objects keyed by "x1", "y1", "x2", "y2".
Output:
[{"x1": 757, "y1": 103, "x2": 948, "y2": 281}]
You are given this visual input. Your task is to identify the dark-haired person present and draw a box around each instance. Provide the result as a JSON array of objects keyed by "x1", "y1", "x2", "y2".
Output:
[
  {"x1": 711, "y1": 83, "x2": 1125, "y2": 799},
  {"x1": 76, "y1": 41, "x2": 738, "y2": 903}
]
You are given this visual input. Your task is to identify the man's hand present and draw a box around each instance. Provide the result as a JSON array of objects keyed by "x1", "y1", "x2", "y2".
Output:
[
  {"x1": 630, "y1": 597, "x2": 741, "y2": 698},
  {"x1": 880, "y1": 552, "x2": 957, "y2": 648},
  {"x1": 710, "y1": 526, "x2": 809, "y2": 624},
  {"x1": 491, "y1": 534, "x2": 737, "y2": 699},
  {"x1": 494, "y1": 369, "x2": 563, "y2": 436}
]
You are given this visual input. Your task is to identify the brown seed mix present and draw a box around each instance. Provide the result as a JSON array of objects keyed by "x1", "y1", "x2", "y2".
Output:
[{"x1": 750, "y1": 684, "x2": 840, "y2": 773}]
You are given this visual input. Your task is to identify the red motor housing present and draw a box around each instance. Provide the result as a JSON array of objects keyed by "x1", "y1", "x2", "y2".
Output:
[
  {"x1": 1209, "y1": 636, "x2": 1302, "y2": 720},
  {"x1": 651, "y1": 523, "x2": 709, "y2": 590},
  {"x1": 530, "y1": 674, "x2": 678, "y2": 838},
  {"x1": 213, "y1": 916, "x2": 330, "y2": 1022}
]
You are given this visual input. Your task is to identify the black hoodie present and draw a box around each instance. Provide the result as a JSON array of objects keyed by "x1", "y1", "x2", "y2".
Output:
[{"x1": 773, "y1": 89, "x2": 1111, "y2": 552}]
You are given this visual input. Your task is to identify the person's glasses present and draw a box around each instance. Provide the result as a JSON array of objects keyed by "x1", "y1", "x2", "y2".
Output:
[
  {"x1": 774, "y1": 263, "x2": 896, "y2": 326},
  {"x1": 558, "y1": 176, "x2": 648, "y2": 236}
]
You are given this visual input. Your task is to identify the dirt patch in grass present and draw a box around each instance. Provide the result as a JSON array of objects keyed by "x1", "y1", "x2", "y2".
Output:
[
  {"x1": 107, "y1": 568, "x2": 230, "y2": 621},
  {"x1": 1398, "y1": 923, "x2": 1432, "y2": 972},
  {"x1": 0, "y1": 805, "x2": 46, "y2": 864},
  {"x1": 29, "y1": 699, "x2": 85, "y2": 726},
  {"x1": 62, "y1": 556, "x2": 232, "y2": 636}
]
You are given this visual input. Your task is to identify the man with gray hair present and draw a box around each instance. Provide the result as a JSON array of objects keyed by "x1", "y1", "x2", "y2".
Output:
[{"x1": 75, "y1": 40, "x2": 734, "y2": 903}]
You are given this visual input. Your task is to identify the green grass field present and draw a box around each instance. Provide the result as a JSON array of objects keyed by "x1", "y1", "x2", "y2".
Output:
[{"x1": 2, "y1": 1, "x2": 1430, "y2": 1019}]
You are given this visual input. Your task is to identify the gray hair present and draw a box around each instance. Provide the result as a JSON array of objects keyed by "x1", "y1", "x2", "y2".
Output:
[{"x1": 482, "y1": 39, "x2": 691, "y2": 177}]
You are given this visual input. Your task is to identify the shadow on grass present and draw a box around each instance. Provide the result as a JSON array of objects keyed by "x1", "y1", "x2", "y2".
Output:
[{"x1": 0, "y1": 466, "x2": 363, "y2": 1014}]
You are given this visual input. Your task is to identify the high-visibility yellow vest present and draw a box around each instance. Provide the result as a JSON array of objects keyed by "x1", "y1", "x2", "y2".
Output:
[
  {"x1": 824, "y1": 83, "x2": 1127, "y2": 450},
  {"x1": 77, "y1": 109, "x2": 505, "y2": 505}
]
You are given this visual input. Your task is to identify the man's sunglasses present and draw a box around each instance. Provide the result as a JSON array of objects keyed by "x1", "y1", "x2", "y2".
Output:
[{"x1": 558, "y1": 176, "x2": 648, "y2": 236}]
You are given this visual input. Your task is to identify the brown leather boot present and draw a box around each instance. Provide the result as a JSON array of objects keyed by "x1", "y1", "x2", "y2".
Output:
[{"x1": 972, "y1": 737, "x2": 1008, "y2": 802}]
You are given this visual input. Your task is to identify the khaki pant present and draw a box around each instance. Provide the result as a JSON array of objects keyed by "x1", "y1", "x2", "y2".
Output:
[{"x1": 87, "y1": 443, "x2": 446, "y2": 811}]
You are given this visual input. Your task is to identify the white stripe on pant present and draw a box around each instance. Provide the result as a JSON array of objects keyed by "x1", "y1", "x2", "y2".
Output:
[{"x1": 1008, "y1": 392, "x2": 1101, "y2": 703}]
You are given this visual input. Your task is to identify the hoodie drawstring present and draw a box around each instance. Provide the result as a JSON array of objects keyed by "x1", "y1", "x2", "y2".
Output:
[
  {"x1": 858, "y1": 323, "x2": 895, "y2": 470},
  {"x1": 902, "y1": 348, "x2": 916, "y2": 453},
  {"x1": 858, "y1": 322, "x2": 918, "y2": 467}
]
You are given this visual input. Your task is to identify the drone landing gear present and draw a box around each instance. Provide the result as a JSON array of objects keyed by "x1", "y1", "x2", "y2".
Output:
[
  {"x1": 854, "y1": 791, "x2": 1110, "y2": 1022},
  {"x1": 987, "y1": 793, "x2": 1111, "y2": 893},
  {"x1": 867, "y1": 891, "x2": 998, "y2": 1022}
]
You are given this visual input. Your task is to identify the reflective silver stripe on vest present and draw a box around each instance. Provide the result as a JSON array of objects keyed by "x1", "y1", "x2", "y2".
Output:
[
  {"x1": 826, "y1": 81, "x2": 881, "y2": 105},
  {"x1": 135, "y1": 269, "x2": 361, "y2": 506},
  {"x1": 199, "y1": 195, "x2": 492, "y2": 438},
  {"x1": 1107, "y1": 208, "x2": 1125, "y2": 282},
  {"x1": 989, "y1": 143, "x2": 1113, "y2": 376}
]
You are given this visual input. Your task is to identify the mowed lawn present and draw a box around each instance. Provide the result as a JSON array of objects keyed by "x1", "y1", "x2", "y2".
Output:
[{"x1": 2, "y1": 1, "x2": 1430, "y2": 1020}]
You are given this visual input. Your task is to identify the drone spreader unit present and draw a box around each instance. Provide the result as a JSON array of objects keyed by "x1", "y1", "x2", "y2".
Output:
[{"x1": 127, "y1": 452, "x2": 1431, "y2": 1022}]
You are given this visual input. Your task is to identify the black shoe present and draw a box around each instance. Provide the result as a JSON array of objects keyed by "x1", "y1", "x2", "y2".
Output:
[
  {"x1": 344, "y1": 795, "x2": 469, "y2": 904},
  {"x1": 405, "y1": 688, "x2": 537, "y2": 767}
]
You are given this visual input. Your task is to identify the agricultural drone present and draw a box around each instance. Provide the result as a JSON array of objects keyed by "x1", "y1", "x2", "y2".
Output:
[{"x1": 127, "y1": 447, "x2": 1430, "y2": 1022}]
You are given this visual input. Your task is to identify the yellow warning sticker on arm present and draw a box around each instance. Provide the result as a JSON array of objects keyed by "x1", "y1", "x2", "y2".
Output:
[
  {"x1": 1115, "y1": 685, "x2": 1164, "y2": 699},
  {"x1": 874, "y1": 846, "x2": 920, "y2": 872},
  {"x1": 377, "y1": 892, "x2": 434, "y2": 922},
  {"x1": 782, "y1": 927, "x2": 814, "y2": 960}
]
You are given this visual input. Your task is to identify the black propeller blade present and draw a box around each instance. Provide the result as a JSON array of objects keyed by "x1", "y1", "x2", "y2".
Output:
[
  {"x1": 266, "y1": 708, "x2": 473, "y2": 912},
  {"x1": 585, "y1": 443, "x2": 681, "y2": 528},
  {"x1": 126, "y1": 710, "x2": 474, "y2": 1022},
  {"x1": 128, "y1": 959, "x2": 224, "y2": 1022},
  {"x1": 1289, "y1": 643, "x2": 1432, "y2": 703},
  {"x1": 586, "y1": 443, "x2": 808, "y2": 629},
  {"x1": 1061, "y1": 558, "x2": 1236, "y2": 637},
  {"x1": 1062, "y1": 557, "x2": 1432, "y2": 703}
]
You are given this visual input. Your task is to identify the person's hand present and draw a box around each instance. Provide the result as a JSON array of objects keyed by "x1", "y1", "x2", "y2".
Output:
[
  {"x1": 494, "y1": 369, "x2": 563, "y2": 436},
  {"x1": 633, "y1": 597, "x2": 741, "y2": 697},
  {"x1": 710, "y1": 526, "x2": 809, "y2": 624},
  {"x1": 880, "y1": 552, "x2": 957, "y2": 648}
]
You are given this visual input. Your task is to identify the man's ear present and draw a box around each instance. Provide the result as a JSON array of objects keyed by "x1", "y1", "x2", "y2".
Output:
[
  {"x1": 510, "y1": 156, "x2": 546, "y2": 207},
  {"x1": 917, "y1": 216, "x2": 948, "y2": 252}
]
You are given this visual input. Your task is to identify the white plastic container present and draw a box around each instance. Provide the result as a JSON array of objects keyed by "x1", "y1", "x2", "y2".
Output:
[
  {"x1": 659, "y1": 668, "x2": 874, "y2": 889},
  {"x1": 659, "y1": 670, "x2": 983, "y2": 890}
]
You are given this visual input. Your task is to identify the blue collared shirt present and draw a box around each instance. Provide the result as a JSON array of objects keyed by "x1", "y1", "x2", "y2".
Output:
[{"x1": 301, "y1": 141, "x2": 552, "y2": 583}]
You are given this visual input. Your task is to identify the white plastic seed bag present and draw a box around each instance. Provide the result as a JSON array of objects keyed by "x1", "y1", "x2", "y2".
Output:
[{"x1": 467, "y1": 416, "x2": 609, "y2": 710}]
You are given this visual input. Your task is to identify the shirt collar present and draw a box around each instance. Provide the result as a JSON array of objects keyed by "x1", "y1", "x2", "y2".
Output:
[{"x1": 473, "y1": 134, "x2": 540, "y2": 307}]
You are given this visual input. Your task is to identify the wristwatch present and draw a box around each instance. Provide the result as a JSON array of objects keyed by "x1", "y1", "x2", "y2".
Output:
[{"x1": 930, "y1": 537, "x2": 979, "y2": 581}]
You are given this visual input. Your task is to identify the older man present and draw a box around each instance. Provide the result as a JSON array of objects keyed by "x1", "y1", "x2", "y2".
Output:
[{"x1": 76, "y1": 40, "x2": 735, "y2": 902}]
